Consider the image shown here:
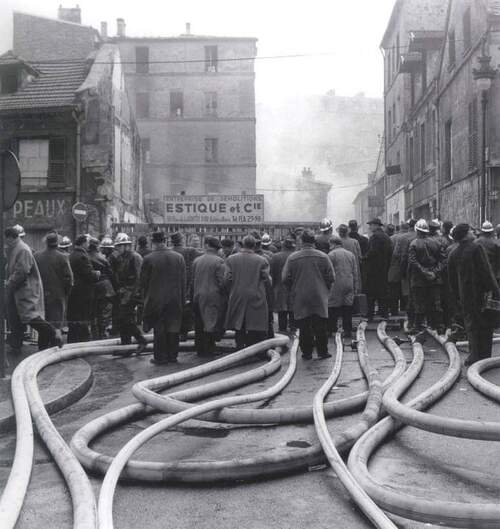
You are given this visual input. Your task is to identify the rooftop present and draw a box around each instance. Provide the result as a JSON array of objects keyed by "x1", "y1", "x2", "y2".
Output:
[{"x1": 0, "y1": 52, "x2": 90, "y2": 112}]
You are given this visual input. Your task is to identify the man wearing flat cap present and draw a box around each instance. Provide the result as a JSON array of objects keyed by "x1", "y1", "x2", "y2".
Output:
[
  {"x1": 365, "y1": 218, "x2": 392, "y2": 321},
  {"x1": 141, "y1": 231, "x2": 186, "y2": 364}
]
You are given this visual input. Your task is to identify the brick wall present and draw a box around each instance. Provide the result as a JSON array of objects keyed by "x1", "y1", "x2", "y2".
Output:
[{"x1": 13, "y1": 12, "x2": 98, "y2": 61}]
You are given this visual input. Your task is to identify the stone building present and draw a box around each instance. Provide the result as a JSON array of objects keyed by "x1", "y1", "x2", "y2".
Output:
[
  {"x1": 381, "y1": 0, "x2": 447, "y2": 224},
  {"x1": 110, "y1": 22, "x2": 257, "y2": 199},
  {"x1": 0, "y1": 11, "x2": 144, "y2": 249},
  {"x1": 379, "y1": 0, "x2": 500, "y2": 226}
]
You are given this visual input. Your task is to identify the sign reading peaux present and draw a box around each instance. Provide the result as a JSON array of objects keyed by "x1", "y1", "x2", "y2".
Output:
[{"x1": 163, "y1": 195, "x2": 265, "y2": 225}]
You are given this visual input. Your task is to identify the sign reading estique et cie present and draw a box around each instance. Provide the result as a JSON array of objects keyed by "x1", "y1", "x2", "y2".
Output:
[{"x1": 163, "y1": 195, "x2": 265, "y2": 225}]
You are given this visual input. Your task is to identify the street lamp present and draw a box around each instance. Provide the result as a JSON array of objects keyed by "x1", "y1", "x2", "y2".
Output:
[{"x1": 473, "y1": 42, "x2": 496, "y2": 223}]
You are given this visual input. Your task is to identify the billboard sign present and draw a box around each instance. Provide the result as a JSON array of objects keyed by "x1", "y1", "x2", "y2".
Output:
[{"x1": 163, "y1": 195, "x2": 265, "y2": 225}]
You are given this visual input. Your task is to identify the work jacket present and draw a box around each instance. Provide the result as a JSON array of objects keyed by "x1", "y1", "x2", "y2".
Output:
[
  {"x1": 270, "y1": 248, "x2": 294, "y2": 312},
  {"x1": 67, "y1": 246, "x2": 99, "y2": 322},
  {"x1": 387, "y1": 230, "x2": 409, "y2": 283},
  {"x1": 115, "y1": 250, "x2": 143, "y2": 306},
  {"x1": 408, "y1": 235, "x2": 446, "y2": 287}
]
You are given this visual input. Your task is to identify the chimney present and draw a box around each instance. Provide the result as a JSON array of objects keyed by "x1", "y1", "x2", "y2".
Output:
[
  {"x1": 100, "y1": 21, "x2": 108, "y2": 38},
  {"x1": 58, "y1": 4, "x2": 82, "y2": 24},
  {"x1": 116, "y1": 18, "x2": 126, "y2": 37},
  {"x1": 185, "y1": 22, "x2": 191, "y2": 35}
]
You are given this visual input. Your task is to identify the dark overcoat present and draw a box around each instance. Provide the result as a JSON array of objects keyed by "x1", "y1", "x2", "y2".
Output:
[
  {"x1": 364, "y1": 228, "x2": 392, "y2": 298},
  {"x1": 89, "y1": 249, "x2": 115, "y2": 299},
  {"x1": 6, "y1": 238, "x2": 45, "y2": 323},
  {"x1": 192, "y1": 251, "x2": 226, "y2": 333},
  {"x1": 35, "y1": 247, "x2": 73, "y2": 327},
  {"x1": 67, "y1": 246, "x2": 99, "y2": 323},
  {"x1": 387, "y1": 231, "x2": 407, "y2": 283},
  {"x1": 282, "y1": 245, "x2": 335, "y2": 320},
  {"x1": 141, "y1": 247, "x2": 186, "y2": 333},
  {"x1": 448, "y1": 240, "x2": 500, "y2": 322},
  {"x1": 270, "y1": 249, "x2": 294, "y2": 312},
  {"x1": 224, "y1": 250, "x2": 270, "y2": 332},
  {"x1": 475, "y1": 235, "x2": 500, "y2": 280}
]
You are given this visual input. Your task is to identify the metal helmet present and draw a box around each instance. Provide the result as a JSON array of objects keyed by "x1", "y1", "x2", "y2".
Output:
[
  {"x1": 415, "y1": 219, "x2": 430, "y2": 233},
  {"x1": 261, "y1": 233, "x2": 272, "y2": 246},
  {"x1": 13, "y1": 224, "x2": 26, "y2": 237},
  {"x1": 88, "y1": 236, "x2": 100, "y2": 247},
  {"x1": 59, "y1": 236, "x2": 72, "y2": 249},
  {"x1": 481, "y1": 220, "x2": 494, "y2": 233},
  {"x1": 100, "y1": 237, "x2": 115, "y2": 248},
  {"x1": 114, "y1": 232, "x2": 132, "y2": 246},
  {"x1": 319, "y1": 218, "x2": 333, "y2": 232}
]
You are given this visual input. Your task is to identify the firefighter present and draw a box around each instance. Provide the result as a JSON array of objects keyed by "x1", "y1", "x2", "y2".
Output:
[
  {"x1": 114, "y1": 233, "x2": 147, "y2": 353},
  {"x1": 58, "y1": 236, "x2": 72, "y2": 254},
  {"x1": 315, "y1": 218, "x2": 333, "y2": 251}
]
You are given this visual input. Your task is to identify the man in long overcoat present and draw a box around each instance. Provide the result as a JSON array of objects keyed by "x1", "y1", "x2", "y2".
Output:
[
  {"x1": 365, "y1": 218, "x2": 392, "y2": 320},
  {"x1": 282, "y1": 229, "x2": 335, "y2": 359},
  {"x1": 5, "y1": 227, "x2": 62, "y2": 351},
  {"x1": 171, "y1": 231, "x2": 203, "y2": 339},
  {"x1": 35, "y1": 232, "x2": 73, "y2": 337},
  {"x1": 448, "y1": 223, "x2": 500, "y2": 365},
  {"x1": 67, "y1": 234, "x2": 100, "y2": 343},
  {"x1": 270, "y1": 238, "x2": 296, "y2": 332},
  {"x1": 387, "y1": 222, "x2": 409, "y2": 315},
  {"x1": 328, "y1": 236, "x2": 359, "y2": 340},
  {"x1": 141, "y1": 231, "x2": 186, "y2": 364},
  {"x1": 192, "y1": 236, "x2": 226, "y2": 357},
  {"x1": 224, "y1": 235, "x2": 270, "y2": 349}
]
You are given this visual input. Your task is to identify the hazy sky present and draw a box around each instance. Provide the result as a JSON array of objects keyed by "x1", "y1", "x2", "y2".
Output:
[{"x1": 0, "y1": 0, "x2": 396, "y2": 102}]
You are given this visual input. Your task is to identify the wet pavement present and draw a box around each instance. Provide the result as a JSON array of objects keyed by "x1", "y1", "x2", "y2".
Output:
[{"x1": 0, "y1": 325, "x2": 499, "y2": 529}]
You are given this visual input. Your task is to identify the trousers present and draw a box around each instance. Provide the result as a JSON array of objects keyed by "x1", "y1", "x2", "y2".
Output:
[
  {"x1": 296, "y1": 315, "x2": 329, "y2": 357},
  {"x1": 464, "y1": 313, "x2": 494, "y2": 362},
  {"x1": 277, "y1": 311, "x2": 295, "y2": 332},
  {"x1": 328, "y1": 306, "x2": 353, "y2": 338}
]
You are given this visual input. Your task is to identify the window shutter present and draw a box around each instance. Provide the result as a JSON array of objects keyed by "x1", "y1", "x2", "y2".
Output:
[{"x1": 49, "y1": 138, "x2": 66, "y2": 184}]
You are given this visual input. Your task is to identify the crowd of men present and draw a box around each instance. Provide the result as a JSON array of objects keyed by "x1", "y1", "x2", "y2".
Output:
[{"x1": 4, "y1": 215, "x2": 500, "y2": 367}]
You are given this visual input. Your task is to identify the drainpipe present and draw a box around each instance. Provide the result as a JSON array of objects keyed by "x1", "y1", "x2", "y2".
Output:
[{"x1": 72, "y1": 108, "x2": 84, "y2": 203}]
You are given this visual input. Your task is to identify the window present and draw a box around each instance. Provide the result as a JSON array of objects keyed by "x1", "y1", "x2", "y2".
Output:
[
  {"x1": 463, "y1": 8, "x2": 472, "y2": 52},
  {"x1": 0, "y1": 67, "x2": 18, "y2": 94},
  {"x1": 392, "y1": 102, "x2": 396, "y2": 139},
  {"x1": 204, "y1": 91, "x2": 217, "y2": 116},
  {"x1": 431, "y1": 109, "x2": 436, "y2": 163},
  {"x1": 421, "y1": 50, "x2": 427, "y2": 90},
  {"x1": 135, "y1": 46, "x2": 149, "y2": 74},
  {"x1": 448, "y1": 29, "x2": 456, "y2": 67},
  {"x1": 84, "y1": 98, "x2": 99, "y2": 144},
  {"x1": 388, "y1": 49, "x2": 392, "y2": 81},
  {"x1": 205, "y1": 46, "x2": 218, "y2": 72},
  {"x1": 18, "y1": 139, "x2": 49, "y2": 187},
  {"x1": 142, "y1": 138, "x2": 151, "y2": 164},
  {"x1": 49, "y1": 138, "x2": 66, "y2": 184},
  {"x1": 415, "y1": 126, "x2": 420, "y2": 176},
  {"x1": 136, "y1": 92, "x2": 149, "y2": 118},
  {"x1": 420, "y1": 122, "x2": 426, "y2": 172},
  {"x1": 170, "y1": 91, "x2": 184, "y2": 117},
  {"x1": 410, "y1": 74, "x2": 415, "y2": 107},
  {"x1": 409, "y1": 136, "x2": 414, "y2": 182},
  {"x1": 204, "y1": 138, "x2": 218, "y2": 163},
  {"x1": 387, "y1": 109, "x2": 392, "y2": 143},
  {"x1": 444, "y1": 119, "x2": 453, "y2": 182},
  {"x1": 468, "y1": 98, "x2": 478, "y2": 170},
  {"x1": 396, "y1": 34, "x2": 400, "y2": 69}
]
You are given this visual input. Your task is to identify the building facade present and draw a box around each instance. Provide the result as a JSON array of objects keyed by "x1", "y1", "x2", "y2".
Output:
[
  {"x1": 112, "y1": 23, "x2": 257, "y2": 199},
  {"x1": 1, "y1": 11, "x2": 144, "y2": 249},
  {"x1": 377, "y1": 0, "x2": 500, "y2": 226}
]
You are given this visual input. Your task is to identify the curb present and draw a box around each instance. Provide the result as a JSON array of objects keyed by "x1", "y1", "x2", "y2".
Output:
[{"x1": 0, "y1": 358, "x2": 94, "y2": 434}]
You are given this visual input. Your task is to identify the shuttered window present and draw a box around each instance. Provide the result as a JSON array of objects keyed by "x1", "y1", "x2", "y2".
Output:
[{"x1": 49, "y1": 137, "x2": 66, "y2": 184}]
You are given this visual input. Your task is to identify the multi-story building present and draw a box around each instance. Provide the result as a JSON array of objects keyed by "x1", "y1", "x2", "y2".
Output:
[
  {"x1": 381, "y1": 0, "x2": 447, "y2": 225},
  {"x1": 1, "y1": 10, "x2": 144, "y2": 249},
  {"x1": 379, "y1": 0, "x2": 500, "y2": 226},
  {"x1": 112, "y1": 22, "x2": 257, "y2": 198}
]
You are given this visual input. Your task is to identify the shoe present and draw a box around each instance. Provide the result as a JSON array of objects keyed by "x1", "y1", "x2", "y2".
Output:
[
  {"x1": 136, "y1": 341, "x2": 148, "y2": 355},
  {"x1": 54, "y1": 330, "x2": 63, "y2": 349},
  {"x1": 302, "y1": 354, "x2": 312, "y2": 360},
  {"x1": 150, "y1": 358, "x2": 169, "y2": 365},
  {"x1": 414, "y1": 331, "x2": 427, "y2": 345},
  {"x1": 317, "y1": 353, "x2": 332, "y2": 359},
  {"x1": 168, "y1": 357, "x2": 179, "y2": 364},
  {"x1": 464, "y1": 355, "x2": 478, "y2": 367},
  {"x1": 351, "y1": 340, "x2": 358, "y2": 351}
]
